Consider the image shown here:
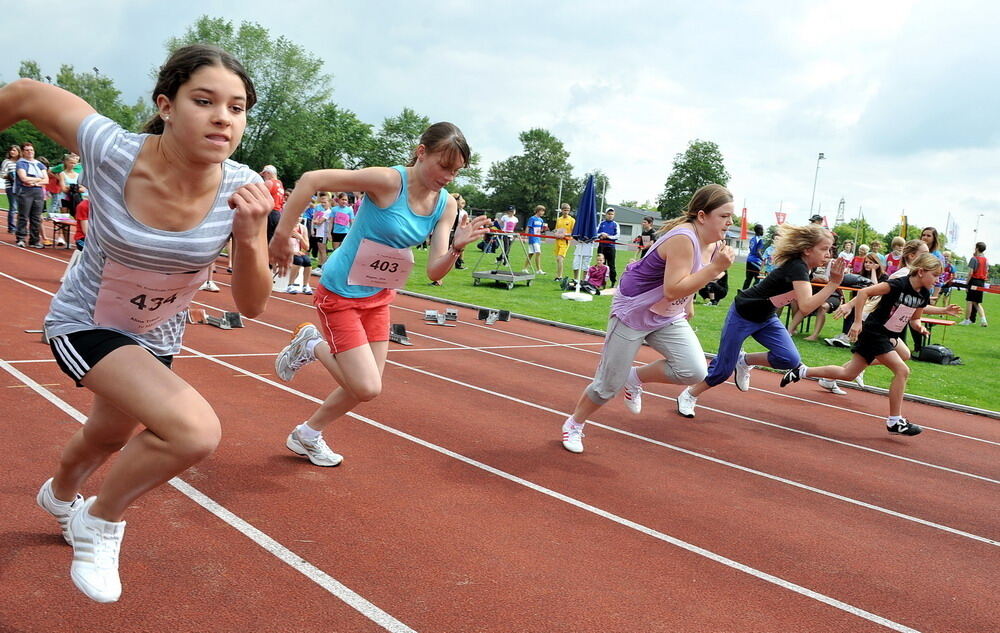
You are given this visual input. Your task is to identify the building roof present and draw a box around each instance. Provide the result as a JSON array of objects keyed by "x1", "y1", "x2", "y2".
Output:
[{"x1": 604, "y1": 204, "x2": 656, "y2": 225}]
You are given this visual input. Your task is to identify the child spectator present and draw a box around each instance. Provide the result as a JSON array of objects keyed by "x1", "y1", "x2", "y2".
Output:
[
  {"x1": 885, "y1": 236, "x2": 906, "y2": 275},
  {"x1": 960, "y1": 242, "x2": 989, "y2": 326},
  {"x1": 581, "y1": 252, "x2": 609, "y2": 294},
  {"x1": 286, "y1": 220, "x2": 313, "y2": 295}
]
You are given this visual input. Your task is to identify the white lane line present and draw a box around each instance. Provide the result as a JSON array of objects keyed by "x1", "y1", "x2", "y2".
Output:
[
  {"x1": 408, "y1": 328, "x2": 1000, "y2": 486},
  {"x1": 178, "y1": 345, "x2": 923, "y2": 633},
  {"x1": 389, "y1": 303, "x2": 1000, "y2": 445},
  {"x1": 0, "y1": 358, "x2": 417, "y2": 633}
]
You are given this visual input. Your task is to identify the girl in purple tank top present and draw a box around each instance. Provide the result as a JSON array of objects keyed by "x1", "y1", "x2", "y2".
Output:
[{"x1": 561, "y1": 185, "x2": 736, "y2": 454}]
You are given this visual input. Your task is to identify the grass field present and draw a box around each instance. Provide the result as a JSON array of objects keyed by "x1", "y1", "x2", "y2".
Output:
[{"x1": 403, "y1": 241, "x2": 1000, "y2": 413}]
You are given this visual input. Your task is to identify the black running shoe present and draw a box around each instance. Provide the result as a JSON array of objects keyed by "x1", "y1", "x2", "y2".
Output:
[
  {"x1": 887, "y1": 418, "x2": 922, "y2": 436},
  {"x1": 780, "y1": 365, "x2": 804, "y2": 387}
]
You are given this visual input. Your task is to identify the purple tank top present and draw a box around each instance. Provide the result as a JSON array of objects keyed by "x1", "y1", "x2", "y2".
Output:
[{"x1": 611, "y1": 225, "x2": 705, "y2": 331}]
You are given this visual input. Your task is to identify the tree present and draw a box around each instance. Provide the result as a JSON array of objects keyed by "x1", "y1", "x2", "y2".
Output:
[
  {"x1": 832, "y1": 217, "x2": 881, "y2": 249},
  {"x1": 657, "y1": 139, "x2": 730, "y2": 219},
  {"x1": 881, "y1": 223, "x2": 922, "y2": 248},
  {"x1": 587, "y1": 169, "x2": 611, "y2": 211},
  {"x1": 166, "y1": 15, "x2": 332, "y2": 172},
  {"x1": 485, "y1": 128, "x2": 576, "y2": 218},
  {"x1": 362, "y1": 108, "x2": 431, "y2": 168}
]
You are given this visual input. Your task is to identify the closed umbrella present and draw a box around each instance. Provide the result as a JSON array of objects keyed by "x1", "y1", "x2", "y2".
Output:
[{"x1": 562, "y1": 174, "x2": 598, "y2": 302}]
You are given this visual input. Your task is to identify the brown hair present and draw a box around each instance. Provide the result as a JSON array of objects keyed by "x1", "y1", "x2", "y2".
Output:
[
  {"x1": 909, "y1": 252, "x2": 943, "y2": 276},
  {"x1": 6, "y1": 145, "x2": 20, "y2": 159},
  {"x1": 20, "y1": 142, "x2": 33, "y2": 150},
  {"x1": 657, "y1": 184, "x2": 733, "y2": 235},
  {"x1": 772, "y1": 224, "x2": 833, "y2": 267},
  {"x1": 407, "y1": 122, "x2": 470, "y2": 169},
  {"x1": 142, "y1": 45, "x2": 257, "y2": 134},
  {"x1": 920, "y1": 226, "x2": 939, "y2": 253},
  {"x1": 863, "y1": 252, "x2": 885, "y2": 279}
]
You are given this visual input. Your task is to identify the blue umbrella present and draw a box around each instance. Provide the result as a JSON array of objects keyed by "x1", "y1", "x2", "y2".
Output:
[{"x1": 572, "y1": 174, "x2": 598, "y2": 242}]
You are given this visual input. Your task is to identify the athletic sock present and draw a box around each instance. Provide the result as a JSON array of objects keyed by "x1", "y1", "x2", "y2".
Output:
[
  {"x1": 296, "y1": 423, "x2": 322, "y2": 440},
  {"x1": 304, "y1": 337, "x2": 321, "y2": 358},
  {"x1": 563, "y1": 416, "x2": 583, "y2": 430},
  {"x1": 799, "y1": 365, "x2": 809, "y2": 379},
  {"x1": 886, "y1": 415, "x2": 902, "y2": 428},
  {"x1": 627, "y1": 366, "x2": 641, "y2": 386}
]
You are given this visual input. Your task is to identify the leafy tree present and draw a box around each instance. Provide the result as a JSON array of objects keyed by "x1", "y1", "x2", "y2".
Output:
[
  {"x1": 657, "y1": 139, "x2": 730, "y2": 219},
  {"x1": 485, "y1": 128, "x2": 576, "y2": 219},
  {"x1": 363, "y1": 108, "x2": 430, "y2": 167},
  {"x1": 18, "y1": 61, "x2": 42, "y2": 81},
  {"x1": 881, "y1": 223, "x2": 923, "y2": 248},
  {"x1": 166, "y1": 15, "x2": 331, "y2": 172},
  {"x1": 832, "y1": 217, "x2": 881, "y2": 249}
]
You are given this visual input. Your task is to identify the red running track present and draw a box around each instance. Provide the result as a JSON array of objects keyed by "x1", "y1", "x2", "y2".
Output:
[{"x1": 0, "y1": 240, "x2": 997, "y2": 633}]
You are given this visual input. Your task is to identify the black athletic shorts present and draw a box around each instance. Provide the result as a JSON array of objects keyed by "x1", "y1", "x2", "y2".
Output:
[
  {"x1": 851, "y1": 330, "x2": 899, "y2": 364},
  {"x1": 330, "y1": 233, "x2": 347, "y2": 244},
  {"x1": 966, "y1": 278, "x2": 986, "y2": 303},
  {"x1": 49, "y1": 328, "x2": 173, "y2": 387}
]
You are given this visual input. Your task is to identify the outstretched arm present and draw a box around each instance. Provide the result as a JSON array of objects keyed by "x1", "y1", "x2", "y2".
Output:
[{"x1": 0, "y1": 79, "x2": 95, "y2": 152}]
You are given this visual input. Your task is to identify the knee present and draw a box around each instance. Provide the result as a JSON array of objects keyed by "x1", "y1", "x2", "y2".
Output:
[
  {"x1": 171, "y1": 412, "x2": 222, "y2": 462},
  {"x1": 893, "y1": 364, "x2": 911, "y2": 380},
  {"x1": 768, "y1": 349, "x2": 801, "y2": 370},
  {"x1": 351, "y1": 380, "x2": 382, "y2": 403},
  {"x1": 667, "y1": 363, "x2": 707, "y2": 386}
]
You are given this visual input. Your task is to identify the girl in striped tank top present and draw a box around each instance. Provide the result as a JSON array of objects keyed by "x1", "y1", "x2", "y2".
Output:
[
  {"x1": 560, "y1": 185, "x2": 736, "y2": 453},
  {"x1": 0, "y1": 45, "x2": 273, "y2": 603}
]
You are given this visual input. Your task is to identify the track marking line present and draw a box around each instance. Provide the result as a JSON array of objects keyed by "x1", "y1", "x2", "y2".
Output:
[
  {"x1": 176, "y1": 345, "x2": 925, "y2": 633},
  {"x1": 0, "y1": 358, "x2": 417, "y2": 633}
]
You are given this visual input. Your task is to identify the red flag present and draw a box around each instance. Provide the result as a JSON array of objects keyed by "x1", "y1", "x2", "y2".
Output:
[
  {"x1": 740, "y1": 208, "x2": 748, "y2": 240},
  {"x1": 775, "y1": 211, "x2": 786, "y2": 225}
]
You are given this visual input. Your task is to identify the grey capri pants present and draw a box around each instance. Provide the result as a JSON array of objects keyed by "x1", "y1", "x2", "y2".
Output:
[{"x1": 585, "y1": 316, "x2": 708, "y2": 404}]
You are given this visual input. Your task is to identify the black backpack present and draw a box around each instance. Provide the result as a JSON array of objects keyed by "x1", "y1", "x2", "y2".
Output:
[{"x1": 915, "y1": 344, "x2": 962, "y2": 365}]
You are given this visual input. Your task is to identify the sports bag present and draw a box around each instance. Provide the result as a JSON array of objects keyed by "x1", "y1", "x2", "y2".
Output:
[{"x1": 915, "y1": 344, "x2": 963, "y2": 365}]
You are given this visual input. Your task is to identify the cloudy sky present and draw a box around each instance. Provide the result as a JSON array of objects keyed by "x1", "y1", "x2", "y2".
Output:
[{"x1": 5, "y1": 0, "x2": 998, "y2": 256}]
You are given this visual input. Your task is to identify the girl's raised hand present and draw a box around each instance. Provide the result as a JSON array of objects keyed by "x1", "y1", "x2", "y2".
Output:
[{"x1": 454, "y1": 214, "x2": 492, "y2": 250}]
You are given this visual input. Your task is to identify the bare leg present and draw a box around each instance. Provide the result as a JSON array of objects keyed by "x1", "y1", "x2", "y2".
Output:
[
  {"x1": 804, "y1": 307, "x2": 828, "y2": 341},
  {"x1": 788, "y1": 309, "x2": 806, "y2": 335},
  {"x1": 876, "y1": 350, "x2": 910, "y2": 417},
  {"x1": 58, "y1": 346, "x2": 220, "y2": 521},
  {"x1": 555, "y1": 254, "x2": 565, "y2": 278},
  {"x1": 801, "y1": 354, "x2": 870, "y2": 381},
  {"x1": 305, "y1": 341, "x2": 388, "y2": 432}
]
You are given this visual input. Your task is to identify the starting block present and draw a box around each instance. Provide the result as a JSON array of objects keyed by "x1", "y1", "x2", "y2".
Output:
[
  {"x1": 423, "y1": 308, "x2": 459, "y2": 326},
  {"x1": 389, "y1": 323, "x2": 412, "y2": 345},
  {"x1": 187, "y1": 309, "x2": 242, "y2": 329},
  {"x1": 25, "y1": 328, "x2": 48, "y2": 344},
  {"x1": 477, "y1": 308, "x2": 511, "y2": 325}
]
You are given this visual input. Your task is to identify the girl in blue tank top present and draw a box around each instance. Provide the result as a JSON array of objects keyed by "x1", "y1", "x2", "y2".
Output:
[
  {"x1": 560, "y1": 185, "x2": 736, "y2": 454},
  {"x1": 268, "y1": 123, "x2": 491, "y2": 468}
]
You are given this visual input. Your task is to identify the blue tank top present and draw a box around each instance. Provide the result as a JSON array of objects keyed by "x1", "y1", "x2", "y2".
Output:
[{"x1": 320, "y1": 166, "x2": 448, "y2": 298}]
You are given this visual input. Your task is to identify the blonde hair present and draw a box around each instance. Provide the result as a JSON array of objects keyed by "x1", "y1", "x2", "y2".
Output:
[
  {"x1": 890, "y1": 236, "x2": 906, "y2": 249},
  {"x1": 909, "y1": 253, "x2": 943, "y2": 276},
  {"x1": 858, "y1": 244, "x2": 870, "y2": 255},
  {"x1": 657, "y1": 184, "x2": 733, "y2": 235},
  {"x1": 901, "y1": 239, "x2": 926, "y2": 265},
  {"x1": 771, "y1": 224, "x2": 832, "y2": 267}
]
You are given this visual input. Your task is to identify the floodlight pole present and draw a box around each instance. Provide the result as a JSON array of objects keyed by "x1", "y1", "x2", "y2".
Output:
[{"x1": 809, "y1": 152, "x2": 825, "y2": 216}]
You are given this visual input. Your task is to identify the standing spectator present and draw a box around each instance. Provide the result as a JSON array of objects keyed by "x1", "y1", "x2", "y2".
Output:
[
  {"x1": 851, "y1": 244, "x2": 869, "y2": 274},
  {"x1": 61, "y1": 197, "x2": 90, "y2": 282},
  {"x1": 553, "y1": 202, "x2": 575, "y2": 282},
  {"x1": 522, "y1": 204, "x2": 547, "y2": 273},
  {"x1": 44, "y1": 157, "x2": 64, "y2": 213},
  {"x1": 262, "y1": 164, "x2": 284, "y2": 243},
  {"x1": 285, "y1": 220, "x2": 313, "y2": 295},
  {"x1": 936, "y1": 251, "x2": 956, "y2": 305},
  {"x1": 2, "y1": 145, "x2": 20, "y2": 232},
  {"x1": 921, "y1": 226, "x2": 945, "y2": 303},
  {"x1": 15, "y1": 142, "x2": 48, "y2": 248},
  {"x1": 308, "y1": 192, "x2": 332, "y2": 273},
  {"x1": 497, "y1": 205, "x2": 518, "y2": 265},
  {"x1": 59, "y1": 153, "x2": 86, "y2": 216},
  {"x1": 960, "y1": 242, "x2": 988, "y2": 326},
  {"x1": 837, "y1": 240, "x2": 855, "y2": 266},
  {"x1": 596, "y1": 208, "x2": 620, "y2": 286},
  {"x1": 809, "y1": 214, "x2": 824, "y2": 226},
  {"x1": 869, "y1": 240, "x2": 885, "y2": 266},
  {"x1": 329, "y1": 192, "x2": 355, "y2": 252},
  {"x1": 743, "y1": 223, "x2": 765, "y2": 289},
  {"x1": 449, "y1": 193, "x2": 469, "y2": 270},
  {"x1": 633, "y1": 216, "x2": 656, "y2": 259},
  {"x1": 885, "y1": 236, "x2": 905, "y2": 275}
]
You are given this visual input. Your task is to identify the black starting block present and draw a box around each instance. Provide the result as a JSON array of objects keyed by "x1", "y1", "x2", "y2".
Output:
[
  {"x1": 423, "y1": 308, "x2": 459, "y2": 326},
  {"x1": 389, "y1": 323, "x2": 412, "y2": 345},
  {"x1": 188, "y1": 309, "x2": 242, "y2": 329},
  {"x1": 204, "y1": 315, "x2": 232, "y2": 330},
  {"x1": 477, "y1": 308, "x2": 511, "y2": 325},
  {"x1": 224, "y1": 311, "x2": 244, "y2": 328}
]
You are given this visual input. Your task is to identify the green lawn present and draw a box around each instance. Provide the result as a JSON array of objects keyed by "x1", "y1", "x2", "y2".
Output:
[{"x1": 404, "y1": 243, "x2": 1000, "y2": 413}]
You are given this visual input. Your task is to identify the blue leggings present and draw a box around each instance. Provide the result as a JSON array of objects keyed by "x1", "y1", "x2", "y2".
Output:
[{"x1": 704, "y1": 305, "x2": 801, "y2": 387}]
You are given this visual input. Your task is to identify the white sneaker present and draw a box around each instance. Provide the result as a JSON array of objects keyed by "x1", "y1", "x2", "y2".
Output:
[
  {"x1": 536, "y1": 270, "x2": 546, "y2": 275},
  {"x1": 275, "y1": 323, "x2": 321, "y2": 381},
  {"x1": 981, "y1": 319, "x2": 988, "y2": 327},
  {"x1": 68, "y1": 497, "x2": 126, "y2": 603},
  {"x1": 286, "y1": 284, "x2": 300, "y2": 294},
  {"x1": 734, "y1": 351, "x2": 753, "y2": 392},
  {"x1": 623, "y1": 380, "x2": 643, "y2": 414},
  {"x1": 958, "y1": 320, "x2": 972, "y2": 326},
  {"x1": 55, "y1": 238, "x2": 66, "y2": 247},
  {"x1": 561, "y1": 421, "x2": 585, "y2": 453},
  {"x1": 676, "y1": 387, "x2": 697, "y2": 418},
  {"x1": 286, "y1": 428, "x2": 343, "y2": 466},
  {"x1": 817, "y1": 378, "x2": 846, "y2": 395},
  {"x1": 854, "y1": 370, "x2": 866, "y2": 389},
  {"x1": 303, "y1": 285, "x2": 313, "y2": 295},
  {"x1": 310, "y1": 268, "x2": 322, "y2": 276},
  {"x1": 824, "y1": 333, "x2": 851, "y2": 348},
  {"x1": 36, "y1": 478, "x2": 84, "y2": 545}
]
